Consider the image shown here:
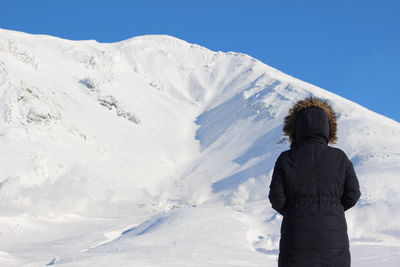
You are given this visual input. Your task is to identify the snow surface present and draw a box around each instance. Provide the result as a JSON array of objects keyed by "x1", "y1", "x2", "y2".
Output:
[{"x1": 0, "y1": 28, "x2": 399, "y2": 266}]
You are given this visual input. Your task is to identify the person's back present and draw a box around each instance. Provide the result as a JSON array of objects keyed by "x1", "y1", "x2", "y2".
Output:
[{"x1": 269, "y1": 97, "x2": 361, "y2": 267}]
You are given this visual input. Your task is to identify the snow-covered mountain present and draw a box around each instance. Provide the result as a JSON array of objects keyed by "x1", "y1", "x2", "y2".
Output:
[{"x1": 0, "y1": 29, "x2": 399, "y2": 266}]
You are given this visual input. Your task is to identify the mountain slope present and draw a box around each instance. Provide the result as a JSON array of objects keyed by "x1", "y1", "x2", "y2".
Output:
[{"x1": 0, "y1": 29, "x2": 399, "y2": 266}]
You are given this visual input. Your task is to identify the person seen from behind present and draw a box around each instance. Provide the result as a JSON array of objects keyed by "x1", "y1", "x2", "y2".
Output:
[{"x1": 268, "y1": 97, "x2": 361, "y2": 267}]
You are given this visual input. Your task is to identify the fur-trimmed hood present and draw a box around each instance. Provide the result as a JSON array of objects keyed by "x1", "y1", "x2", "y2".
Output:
[{"x1": 283, "y1": 97, "x2": 337, "y2": 144}]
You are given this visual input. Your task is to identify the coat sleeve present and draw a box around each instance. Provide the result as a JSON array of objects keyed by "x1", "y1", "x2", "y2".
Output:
[
  {"x1": 341, "y1": 155, "x2": 361, "y2": 211},
  {"x1": 268, "y1": 154, "x2": 287, "y2": 215}
]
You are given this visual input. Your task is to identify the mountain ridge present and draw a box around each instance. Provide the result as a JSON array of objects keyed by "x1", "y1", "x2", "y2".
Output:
[{"x1": 0, "y1": 28, "x2": 399, "y2": 266}]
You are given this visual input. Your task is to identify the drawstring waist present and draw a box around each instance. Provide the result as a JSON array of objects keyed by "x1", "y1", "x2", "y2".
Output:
[{"x1": 287, "y1": 195, "x2": 342, "y2": 207}]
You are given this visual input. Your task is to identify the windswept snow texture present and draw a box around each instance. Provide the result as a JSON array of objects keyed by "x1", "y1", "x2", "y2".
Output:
[{"x1": 0, "y1": 29, "x2": 399, "y2": 266}]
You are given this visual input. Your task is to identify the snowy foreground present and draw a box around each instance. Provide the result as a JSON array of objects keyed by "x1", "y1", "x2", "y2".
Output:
[{"x1": 0, "y1": 29, "x2": 399, "y2": 266}]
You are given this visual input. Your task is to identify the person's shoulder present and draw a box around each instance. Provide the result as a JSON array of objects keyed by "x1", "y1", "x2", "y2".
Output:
[
  {"x1": 327, "y1": 145, "x2": 344, "y2": 153},
  {"x1": 279, "y1": 148, "x2": 291, "y2": 157},
  {"x1": 272, "y1": 151, "x2": 287, "y2": 169},
  {"x1": 326, "y1": 146, "x2": 350, "y2": 160},
  {"x1": 275, "y1": 149, "x2": 291, "y2": 163}
]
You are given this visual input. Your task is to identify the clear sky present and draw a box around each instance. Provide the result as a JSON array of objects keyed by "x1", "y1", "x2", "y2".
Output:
[{"x1": 2, "y1": 0, "x2": 399, "y2": 121}]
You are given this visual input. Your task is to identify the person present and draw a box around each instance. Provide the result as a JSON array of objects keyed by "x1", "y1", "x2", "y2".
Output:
[{"x1": 268, "y1": 97, "x2": 361, "y2": 267}]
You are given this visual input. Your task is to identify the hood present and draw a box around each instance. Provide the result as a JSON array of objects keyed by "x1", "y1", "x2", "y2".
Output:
[{"x1": 283, "y1": 97, "x2": 337, "y2": 145}]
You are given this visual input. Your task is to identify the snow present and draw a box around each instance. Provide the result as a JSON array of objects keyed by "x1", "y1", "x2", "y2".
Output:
[{"x1": 0, "y1": 28, "x2": 399, "y2": 266}]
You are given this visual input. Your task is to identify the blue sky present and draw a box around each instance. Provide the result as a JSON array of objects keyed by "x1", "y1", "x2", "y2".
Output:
[{"x1": 2, "y1": 0, "x2": 399, "y2": 121}]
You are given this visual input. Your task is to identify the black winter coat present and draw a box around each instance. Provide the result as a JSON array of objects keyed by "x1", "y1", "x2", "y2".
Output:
[{"x1": 269, "y1": 100, "x2": 361, "y2": 267}]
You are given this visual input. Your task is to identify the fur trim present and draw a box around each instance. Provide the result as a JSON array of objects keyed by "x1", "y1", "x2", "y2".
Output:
[{"x1": 283, "y1": 96, "x2": 337, "y2": 144}]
